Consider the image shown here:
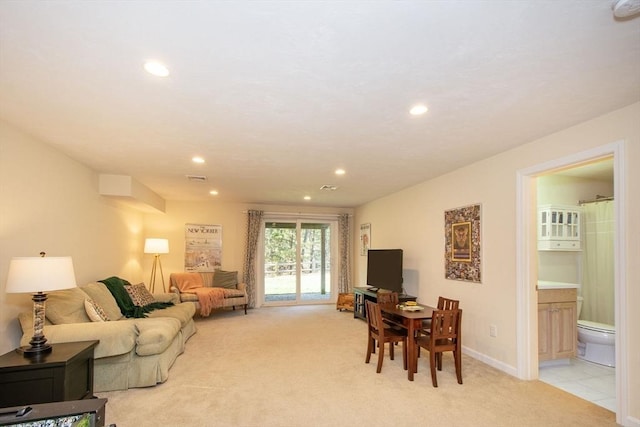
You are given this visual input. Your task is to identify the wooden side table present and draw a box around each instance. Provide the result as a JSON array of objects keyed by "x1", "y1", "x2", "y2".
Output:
[{"x1": 0, "y1": 340, "x2": 99, "y2": 408}]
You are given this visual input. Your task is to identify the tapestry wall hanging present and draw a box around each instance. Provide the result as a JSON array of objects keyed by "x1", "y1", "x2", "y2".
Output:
[
  {"x1": 185, "y1": 223, "x2": 222, "y2": 272},
  {"x1": 444, "y1": 204, "x2": 481, "y2": 283}
]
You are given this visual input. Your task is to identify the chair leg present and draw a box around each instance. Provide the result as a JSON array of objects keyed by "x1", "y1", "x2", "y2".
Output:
[
  {"x1": 429, "y1": 350, "x2": 438, "y2": 387},
  {"x1": 389, "y1": 340, "x2": 395, "y2": 360},
  {"x1": 454, "y1": 349, "x2": 463, "y2": 384},
  {"x1": 437, "y1": 352, "x2": 443, "y2": 371},
  {"x1": 376, "y1": 342, "x2": 385, "y2": 373},
  {"x1": 365, "y1": 337, "x2": 374, "y2": 364},
  {"x1": 402, "y1": 340, "x2": 407, "y2": 370}
]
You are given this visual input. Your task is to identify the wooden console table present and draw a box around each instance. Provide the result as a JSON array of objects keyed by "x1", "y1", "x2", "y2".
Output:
[
  {"x1": 353, "y1": 287, "x2": 417, "y2": 320},
  {"x1": 0, "y1": 340, "x2": 99, "y2": 408}
]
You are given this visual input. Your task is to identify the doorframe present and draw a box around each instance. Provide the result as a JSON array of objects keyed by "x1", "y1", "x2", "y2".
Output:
[
  {"x1": 258, "y1": 215, "x2": 339, "y2": 307},
  {"x1": 516, "y1": 140, "x2": 628, "y2": 423}
]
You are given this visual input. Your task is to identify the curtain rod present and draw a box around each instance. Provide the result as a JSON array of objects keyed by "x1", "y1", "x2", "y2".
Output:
[
  {"x1": 579, "y1": 196, "x2": 614, "y2": 204},
  {"x1": 242, "y1": 211, "x2": 352, "y2": 218}
]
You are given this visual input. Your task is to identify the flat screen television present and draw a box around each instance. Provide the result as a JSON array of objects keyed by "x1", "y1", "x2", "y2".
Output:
[{"x1": 366, "y1": 249, "x2": 403, "y2": 294}]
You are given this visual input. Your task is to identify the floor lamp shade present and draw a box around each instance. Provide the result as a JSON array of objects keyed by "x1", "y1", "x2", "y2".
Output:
[
  {"x1": 6, "y1": 256, "x2": 77, "y2": 356},
  {"x1": 144, "y1": 238, "x2": 169, "y2": 254},
  {"x1": 144, "y1": 238, "x2": 169, "y2": 293}
]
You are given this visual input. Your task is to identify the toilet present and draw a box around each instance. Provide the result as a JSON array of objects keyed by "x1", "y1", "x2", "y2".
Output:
[{"x1": 576, "y1": 296, "x2": 616, "y2": 367}]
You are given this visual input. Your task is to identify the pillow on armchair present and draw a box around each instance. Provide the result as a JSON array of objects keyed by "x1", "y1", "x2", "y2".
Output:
[{"x1": 213, "y1": 269, "x2": 238, "y2": 289}]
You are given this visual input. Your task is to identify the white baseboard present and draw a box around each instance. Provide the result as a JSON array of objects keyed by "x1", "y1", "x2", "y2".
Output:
[
  {"x1": 462, "y1": 346, "x2": 518, "y2": 377},
  {"x1": 623, "y1": 415, "x2": 640, "y2": 427}
]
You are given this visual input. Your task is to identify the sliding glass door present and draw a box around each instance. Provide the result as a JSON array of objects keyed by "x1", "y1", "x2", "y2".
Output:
[{"x1": 263, "y1": 220, "x2": 334, "y2": 304}]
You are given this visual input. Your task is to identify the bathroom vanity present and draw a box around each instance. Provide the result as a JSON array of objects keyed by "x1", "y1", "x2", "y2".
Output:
[{"x1": 538, "y1": 282, "x2": 578, "y2": 361}]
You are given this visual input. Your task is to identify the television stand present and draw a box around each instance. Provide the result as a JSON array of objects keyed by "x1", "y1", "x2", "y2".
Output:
[{"x1": 353, "y1": 287, "x2": 417, "y2": 320}]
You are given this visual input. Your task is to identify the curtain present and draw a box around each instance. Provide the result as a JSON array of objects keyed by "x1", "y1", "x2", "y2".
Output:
[
  {"x1": 580, "y1": 200, "x2": 614, "y2": 325},
  {"x1": 243, "y1": 210, "x2": 263, "y2": 308},
  {"x1": 338, "y1": 213, "x2": 351, "y2": 293}
]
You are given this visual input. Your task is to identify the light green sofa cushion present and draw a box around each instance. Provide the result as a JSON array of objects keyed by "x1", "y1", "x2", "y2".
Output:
[
  {"x1": 46, "y1": 287, "x2": 91, "y2": 324},
  {"x1": 134, "y1": 317, "x2": 182, "y2": 356},
  {"x1": 146, "y1": 302, "x2": 196, "y2": 327},
  {"x1": 80, "y1": 282, "x2": 124, "y2": 321}
]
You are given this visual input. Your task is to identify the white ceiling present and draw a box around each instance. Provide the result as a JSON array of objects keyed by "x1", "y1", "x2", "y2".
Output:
[{"x1": 1, "y1": 1, "x2": 638, "y2": 208}]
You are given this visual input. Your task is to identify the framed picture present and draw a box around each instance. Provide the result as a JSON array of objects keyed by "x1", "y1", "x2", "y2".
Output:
[
  {"x1": 451, "y1": 221, "x2": 472, "y2": 262},
  {"x1": 360, "y1": 223, "x2": 371, "y2": 256},
  {"x1": 184, "y1": 223, "x2": 222, "y2": 272},
  {"x1": 444, "y1": 204, "x2": 481, "y2": 283}
]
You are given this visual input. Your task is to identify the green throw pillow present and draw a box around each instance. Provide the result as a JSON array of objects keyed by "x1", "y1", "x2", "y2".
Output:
[{"x1": 213, "y1": 269, "x2": 238, "y2": 289}]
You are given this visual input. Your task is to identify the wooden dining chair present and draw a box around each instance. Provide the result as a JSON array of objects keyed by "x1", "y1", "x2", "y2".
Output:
[
  {"x1": 376, "y1": 290, "x2": 399, "y2": 305},
  {"x1": 423, "y1": 296, "x2": 459, "y2": 328},
  {"x1": 418, "y1": 296, "x2": 460, "y2": 356},
  {"x1": 416, "y1": 308, "x2": 463, "y2": 387},
  {"x1": 365, "y1": 300, "x2": 408, "y2": 373}
]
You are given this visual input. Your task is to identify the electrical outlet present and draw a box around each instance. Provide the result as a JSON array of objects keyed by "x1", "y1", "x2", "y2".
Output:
[{"x1": 490, "y1": 325, "x2": 498, "y2": 337}]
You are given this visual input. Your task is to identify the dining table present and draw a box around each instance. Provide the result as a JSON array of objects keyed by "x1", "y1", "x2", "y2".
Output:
[{"x1": 380, "y1": 303, "x2": 435, "y2": 381}]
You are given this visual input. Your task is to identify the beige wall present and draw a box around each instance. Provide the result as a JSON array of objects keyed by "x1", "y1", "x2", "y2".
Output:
[
  {"x1": 354, "y1": 102, "x2": 639, "y2": 421},
  {"x1": 142, "y1": 201, "x2": 353, "y2": 285},
  {"x1": 0, "y1": 121, "x2": 145, "y2": 354}
]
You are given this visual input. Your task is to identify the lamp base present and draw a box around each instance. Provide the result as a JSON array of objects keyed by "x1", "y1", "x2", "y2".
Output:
[
  {"x1": 16, "y1": 335, "x2": 53, "y2": 357},
  {"x1": 16, "y1": 344, "x2": 52, "y2": 357}
]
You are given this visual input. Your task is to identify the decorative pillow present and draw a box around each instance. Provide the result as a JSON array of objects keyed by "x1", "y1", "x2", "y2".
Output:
[
  {"x1": 80, "y1": 282, "x2": 124, "y2": 320},
  {"x1": 213, "y1": 269, "x2": 238, "y2": 289},
  {"x1": 84, "y1": 298, "x2": 109, "y2": 322},
  {"x1": 46, "y1": 287, "x2": 92, "y2": 324},
  {"x1": 125, "y1": 282, "x2": 155, "y2": 307}
]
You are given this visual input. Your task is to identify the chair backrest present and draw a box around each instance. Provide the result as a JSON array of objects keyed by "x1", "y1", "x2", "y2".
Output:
[
  {"x1": 437, "y1": 296, "x2": 460, "y2": 310},
  {"x1": 365, "y1": 300, "x2": 385, "y2": 337},
  {"x1": 376, "y1": 291, "x2": 399, "y2": 305},
  {"x1": 429, "y1": 309, "x2": 462, "y2": 350}
]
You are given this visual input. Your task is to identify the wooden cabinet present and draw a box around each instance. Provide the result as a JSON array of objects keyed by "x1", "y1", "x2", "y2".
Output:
[
  {"x1": 538, "y1": 205, "x2": 582, "y2": 251},
  {"x1": 538, "y1": 288, "x2": 577, "y2": 361},
  {"x1": 353, "y1": 287, "x2": 416, "y2": 320}
]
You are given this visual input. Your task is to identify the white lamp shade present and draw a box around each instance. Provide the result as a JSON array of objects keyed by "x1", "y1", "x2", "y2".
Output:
[
  {"x1": 144, "y1": 238, "x2": 169, "y2": 254},
  {"x1": 6, "y1": 256, "x2": 77, "y2": 293}
]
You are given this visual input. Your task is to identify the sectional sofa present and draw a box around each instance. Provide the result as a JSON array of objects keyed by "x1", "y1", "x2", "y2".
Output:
[{"x1": 17, "y1": 280, "x2": 196, "y2": 392}]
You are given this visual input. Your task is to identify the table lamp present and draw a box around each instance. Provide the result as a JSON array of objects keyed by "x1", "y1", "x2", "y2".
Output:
[
  {"x1": 6, "y1": 252, "x2": 76, "y2": 357},
  {"x1": 144, "y1": 238, "x2": 169, "y2": 293}
]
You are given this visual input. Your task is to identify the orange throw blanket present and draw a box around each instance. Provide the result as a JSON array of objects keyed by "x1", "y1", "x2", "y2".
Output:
[{"x1": 172, "y1": 272, "x2": 225, "y2": 317}]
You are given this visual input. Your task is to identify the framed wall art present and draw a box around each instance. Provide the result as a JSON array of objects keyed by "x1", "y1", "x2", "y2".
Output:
[
  {"x1": 184, "y1": 223, "x2": 222, "y2": 272},
  {"x1": 444, "y1": 204, "x2": 481, "y2": 283},
  {"x1": 360, "y1": 223, "x2": 371, "y2": 256}
]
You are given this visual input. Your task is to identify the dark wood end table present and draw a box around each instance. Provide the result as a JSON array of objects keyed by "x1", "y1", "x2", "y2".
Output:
[{"x1": 0, "y1": 340, "x2": 99, "y2": 408}]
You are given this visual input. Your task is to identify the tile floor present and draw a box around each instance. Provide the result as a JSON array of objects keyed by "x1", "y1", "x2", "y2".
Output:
[{"x1": 538, "y1": 358, "x2": 616, "y2": 412}]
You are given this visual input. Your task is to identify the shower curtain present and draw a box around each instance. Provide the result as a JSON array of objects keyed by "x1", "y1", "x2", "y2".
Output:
[{"x1": 580, "y1": 200, "x2": 614, "y2": 325}]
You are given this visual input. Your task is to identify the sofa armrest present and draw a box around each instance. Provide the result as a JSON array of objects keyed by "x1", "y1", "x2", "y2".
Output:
[
  {"x1": 154, "y1": 292, "x2": 180, "y2": 304},
  {"x1": 20, "y1": 319, "x2": 138, "y2": 359},
  {"x1": 237, "y1": 282, "x2": 247, "y2": 293}
]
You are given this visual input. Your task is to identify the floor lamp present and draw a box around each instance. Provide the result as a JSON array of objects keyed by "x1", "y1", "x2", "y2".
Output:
[{"x1": 144, "y1": 238, "x2": 169, "y2": 293}]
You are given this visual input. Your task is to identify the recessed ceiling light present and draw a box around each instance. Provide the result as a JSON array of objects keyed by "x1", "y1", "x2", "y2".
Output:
[
  {"x1": 409, "y1": 104, "x2": 428, "y2": 115},
  {"x1": 192, "y1": 156, "x2": 205, "y2": 164},
  {"x1": 304, "y1": 196, "x2": 311, "y2": 201},
  {"x1": 209, "y1": 190, "x2": 219, "y2": 196},
  {"x1": 144, "y1": 61, "x2": 170, "y2": 77},
  {"x1": 335, "y1": 168, "x2": 346, "y2": 176}
]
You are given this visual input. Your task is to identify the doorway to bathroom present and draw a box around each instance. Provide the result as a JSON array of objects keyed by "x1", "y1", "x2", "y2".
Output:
[
  {"x1": 536, "y1": 157, "x2": 616, "y2": 411},
  {"x1": 516, "y1": 141, "x2": 627, "y2": 423}
]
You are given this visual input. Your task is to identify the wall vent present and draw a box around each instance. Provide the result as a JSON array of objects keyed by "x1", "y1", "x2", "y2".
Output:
[{"x1": 186, "y1": 175, "x2": 208, "y2": 182}]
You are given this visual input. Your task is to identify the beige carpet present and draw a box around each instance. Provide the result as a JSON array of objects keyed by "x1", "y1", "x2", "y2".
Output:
[{"x1": 97, "y1": 305, "x2": 617, "y2": 427}]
